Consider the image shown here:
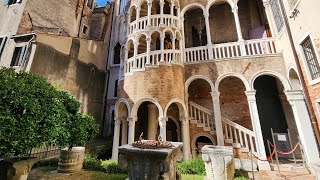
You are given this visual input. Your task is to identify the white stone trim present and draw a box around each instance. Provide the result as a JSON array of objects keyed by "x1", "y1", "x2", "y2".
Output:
[
  {"x1": 131, "y1": 97, "x2": 164, "y2": 118},
  {"x1": 250, "y1": 70, "x2": 292, "y2": 91},
  {"x1": 215, "y1": 73, "x2": 250, "y2": 92},
  {"x1": 185, "y1": 75, "x2": 215, "y2": 94},
  {"x1": 163, "y1": 99, "x2": 188, "y2": 118},
  {"x1": 114, "y1": 98, "x2": 131, "y2": 117}
]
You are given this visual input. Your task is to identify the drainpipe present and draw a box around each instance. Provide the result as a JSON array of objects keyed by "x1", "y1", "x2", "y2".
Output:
[{"x1": 278, "y1": 0, "x2": 320, "y2": 149}]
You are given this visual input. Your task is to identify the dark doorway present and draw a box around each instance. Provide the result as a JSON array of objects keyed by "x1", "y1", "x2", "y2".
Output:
[
  {"x1": 166, "y1": 118, "x2": 178, "y2": 142},
  {"x1": 254, "y1": 75, "x2": 288, "y2": 153}
]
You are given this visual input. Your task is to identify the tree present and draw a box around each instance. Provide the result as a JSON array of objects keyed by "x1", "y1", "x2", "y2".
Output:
[{"x1": 0, "y1": 68, "x2": 99, "y2": 157}]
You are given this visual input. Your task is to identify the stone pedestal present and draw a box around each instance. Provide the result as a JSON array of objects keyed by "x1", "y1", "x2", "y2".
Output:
[
  {"x1": 0, "y1": 157, "x2": 39, "y2": 180},
  {"x1": 202, "y1": 145, "x2": 235, "y2": 180},
  {"x1": 57, "y1": 147, "x2": 85, "y2": 173},
  {"x1": 119, "y1": 142, "x2": 183, "y2": 180}
]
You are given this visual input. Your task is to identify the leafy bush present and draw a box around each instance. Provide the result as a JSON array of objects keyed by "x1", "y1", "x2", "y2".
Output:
[
  {"x1": 234, "y1": 169, "x2": 249, "y2": 179},
  {"x1": 177, "y1": 158, "x2": 205, "y2": 175},
  {"x1": 83, "y1": 154, "x2": 104, "y2": 171},
  {"x1": 0, "y1": 68, "x2": 99, "y2": 157},
  {"x1": 101, "y1": 160, "x2": 127, "y2": 174}
]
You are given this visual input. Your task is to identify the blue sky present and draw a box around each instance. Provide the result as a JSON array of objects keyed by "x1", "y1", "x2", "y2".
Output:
[{"x1": 96, "y1": 0, "x2": 109, "y2": 6}]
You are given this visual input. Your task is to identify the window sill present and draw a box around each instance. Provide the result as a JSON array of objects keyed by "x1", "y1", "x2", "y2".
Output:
[{"x1": 309, "y1": 78, "x2": 320, "y2": 86}]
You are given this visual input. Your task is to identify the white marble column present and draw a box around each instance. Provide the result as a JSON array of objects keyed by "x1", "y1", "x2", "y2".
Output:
[
  {"x1": 121, "y1": 117, "x2": 128, "y2": 145},
  {"x1": 181, "y1": 116, "x2": 191, "y2": 160},
  {"x1": 285, "y1": 90, "x2": 320, "y2": 163},
  {"x1": 245, "y1": 91, "x2": 270, "y2": 170},
  {"x1": 136, "y1": 7, "x2": 140, "y2": 31},
  {"x1": 232, "y1": 6, "x2": 244, "y2": 41},
  {"x1": 180, "y1": 17, "x2": 186, "y2": 61},
  {"x1": 133, "y1": 42, "x2": 138, "y2": 68},
  {"x1": 171, "y1": 37, "x2": 175, "y2": 63},
  {"x1": 160, "y1": 35, "x2": 165, "y2": 62},
  {"x1": 211, "y1": 92, "x2": 224, "y2": 145},
  {"x1": 112, "y1": 117, "x2": 121, "y2": 161},
  {"x1": 146, "y1": 38, "x2": 151, "y2": 65},
  {"x1": 147, "y1": 104, "x2": 159, "y2": 140},
  {"x1": 127, "y1": 117, "x2": 137, "y2": 144},
  {"x1": 263, "y1": 0, "x2": 277, "y2": 36},
  {"x1": 159, "y1": 117, "x2": 168, "y2": 141},
  {"x1": 147, "y1": 2, "x2": 152, "y2": 26},
  {"x1": 204, "y1": 12, "x2": 214, "y2": 59},
  {"x1": 160, "y1": 1, "x2": 164, "y2": 26}
]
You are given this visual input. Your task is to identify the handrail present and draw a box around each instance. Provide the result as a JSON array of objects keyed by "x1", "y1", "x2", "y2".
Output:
[
  {"x1": 222, "y1": 118, "x2": 254, "y2": 136},
  {"x1": 189, "y1": 101, "x2": 212, "y2": 115}
]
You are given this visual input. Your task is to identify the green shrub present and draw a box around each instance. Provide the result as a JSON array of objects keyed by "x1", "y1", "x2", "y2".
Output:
[
  {"x1": 83, "y1": 154, "x2": 104, "y2": 171},
  {"x1": 234, "y1": 169, "x2": 249, "y2": 179},
  {"x1": 101, "y1": 160, "x2": 128, "y2": 174},
  {"x1": 177, "y1": 158, "x2": 205, "y2": 175}
]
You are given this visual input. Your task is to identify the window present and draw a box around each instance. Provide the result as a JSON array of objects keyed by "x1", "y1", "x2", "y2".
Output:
[
  {"x1": 113, "y1": 43, "x2": 121, "y2": 64},
  {"x1": 0, "y1": 37, "x2": 7, "y2": 58},
  {"x1": 114, "y1": 80, "x2": 118, "y2": 97},
  {"x1": 82, "y1": 25, "x2": 89, "y2": 35},
  {"x1": 301, "y1": 36, "x2": 320, "y2": 80},
  {"x1": 7, "y1": 0, "x2": 21, "y2": 5},
  {"x1": 270, "y1": 0, "x2": 284, "y2": 32},
  {"x1": 10, "y1": 46, "x2": 27, "y2": 67},
  {"x1": 87, "y1": 0, "x2": 94, "y2": 9}
]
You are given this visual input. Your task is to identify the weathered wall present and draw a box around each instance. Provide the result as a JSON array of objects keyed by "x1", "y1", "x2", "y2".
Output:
[{"x1": 29, "y1": 34, "x2": 106, "y2": 124}]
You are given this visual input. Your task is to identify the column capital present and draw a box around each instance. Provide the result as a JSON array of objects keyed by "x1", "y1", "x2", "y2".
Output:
[
  {"x1": 160, "y1": 1, "x2": 165, "y2": 6},
  {"x1": 232, "y1": 6, "x2": 239, "y2": 14},
  {"x1": 263, "y1": 0, "x2": 271, "y2": 7},
  {"x1": 114, "y1": 117, "x2": 121, "y2": 122},
  {"x1": 146, "y1": 37, "x2": 151, "y2": 42},
  {"x1": 159, "y1": 117, "x2": 168, "y2": 127},
  {"x1": 203, "y1": 12, "x2": 209, "y2": 18},
  {"x1": 160, "y1": 35, "x2": 165, "y2": 40},
  {"x1": 127, "y1": 117, "x2": 137, "y2": 122},
  {"x1": 245, "y1": 90, "x2": 257, "y2": 101},
  {"x1": 284, "y1": 90, "x2": 305, "y2": 102},
  {"x1": 147, "y1": 2, "x2": 152, "y2": 6},
  {"x1": 210, "y1": 91, "x2": 220, "y2": 97}
]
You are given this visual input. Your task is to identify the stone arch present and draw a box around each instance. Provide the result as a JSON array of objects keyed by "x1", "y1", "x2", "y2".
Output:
[
  {"x1": 250, "y1": 71, "x2": 292, "y2": 91},
  {"x1": 131, "y1": 98, "x2": 164, "y2": 118},
  {"x1": 215, "y1": 73, "x2": 250, "y2": 92},
  {"x1": 288, "y1": 67, "x2": 302, "y2": 90},
  {"x1": 185, "y1": 75, "x2": 215, "y2": 94},
  {"x1": 175, "y1": 30, "x2": 182, "y2": 40},
  {"x1": 181, "y1": 3, "x2": 206, "y2": 17},
  {"x1": 128, "y1": 5, "x2": 137, "y2": 23},
  {"x1": 163, "y1": 28, "x2": 175, "y2": 39},
  {"x1": 191, "y1": 132, "x2": 216, "y2": 150},
  {"x1": 115, "y1": 98, "x2": 131, "y2": 117},
  {"x1": 138, "y1": 0, "x2": 149, "y2": 8},
  {"x1": 164, "y1": 99, "x2": 188, "y2": 118},
  {"x1": 167, "y1": 115, "x2": 180, "y2": 129},
  {"x1": 206, "y1": 0, "x2": 235, "y2": 12},
  {"x1": 135, "y1": 32, "x2": 149, "y2": 43}
]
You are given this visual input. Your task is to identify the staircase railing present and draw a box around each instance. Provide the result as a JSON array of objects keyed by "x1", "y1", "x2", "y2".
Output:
[
  {"x1": 222, "y1": 117, "x2": 257, "y2": 153},
  {"x1": 188, "y1": 101, "x2": 214, "y2": 131}
]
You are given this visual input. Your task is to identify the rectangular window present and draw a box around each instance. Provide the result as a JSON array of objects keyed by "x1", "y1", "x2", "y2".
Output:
[
  {"x1": 114, "y1": 80, "x2": 118, "y2": 97},
  {"x1": 301, "y1": 36, "x2": 320, "y2": 80},
  {"x1": 270, "y1": 0, "x2": 284, "y2": 32},
  {"x1": 7, "y1": 0, "x2": 21, "y2": 5},
  {"x1": 87, "y1": 0, "x2": 94, "y2": 9},
  {"x1": 0, "y1": 37, "x2": 7, "y2": 58},
  {"x1": 10, "y1": 45, "x2": 27, "y2": 67}
]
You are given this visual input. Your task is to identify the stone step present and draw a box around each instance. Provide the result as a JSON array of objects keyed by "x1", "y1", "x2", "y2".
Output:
[{"x1": 234, "y1": 158, "x2": 258, "y2": 172}]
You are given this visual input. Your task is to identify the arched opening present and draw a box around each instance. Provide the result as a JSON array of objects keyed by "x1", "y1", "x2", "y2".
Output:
[
  {"x1": 163, "y1": 0, "x2": 171, "y2": 14},
  {"x1": 130, "y1": 7, "x2": 137, "y2": 23},
  {"x1": 208, "y1": 2, "x2": 236, "y2": 43},
  {"x1": 195, "y1": 136, "x2": 214, "y2": 157},
  {"x1": 237, "y1": 0, "x2": 271, "y2": 39},
  {"x1": 289, "y1": 69, "x2": 301, "y2": 90},
  {"x1": 138, "y1": 34, "x2": 147, "y2": 55},
  {"x1": 151, "y1": 1, "x2": 160, "y2": 15},
  {"x1": 151, "y1": 31, "x2": 161, "y2": 51},
  {"x1": 188, "y1": 79, "x2": 213, "y2": 111},
  {"x1": 116, "y1": 102, "x2": 129, "y2": 145},
  {"x1": 164, "y1": 30, "x2": 173, "y2": 50},
  {"x1": 140, "y1": 1, "x2": 148, "y2": 18},
  {"x1": 175, "y1": 31, "x2": 181, "y2": 50},
  {"x1": 184, "y1": 7, "x2": 207, "y2": 48},
  {"x1": 254, "y1": 75, "x2": 301, "y2": 157},
  {"x1": 218, "y1": 76, "x2": 251, "y2": 129},
  {"x1": 113, "y1": 43, "x2": 121, "y2": 64},
  {"x1": 165, "y1": 101, "x2": 185, "y2": 142},
  {"x1": 135, "y1": 102, "x2": 160, "y2": 141},
  {"x1": 167, "y1": 118, "x2": 179, "y2": 142},
  {"x1": 127, "y1": 39, "x2": 134, "y2": 59}
]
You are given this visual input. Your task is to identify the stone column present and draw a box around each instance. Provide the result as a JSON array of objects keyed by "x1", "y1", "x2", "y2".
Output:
[
  {"x1": 211, "y1": 92, "x2": 224, "y2": 145},
  {"x1": 232, "y1": 7, "x2": 243, "y2": 41},
  {"x1": 146, "y1": 38, "x2": 151, "y2": 65},
  {"x1": 112, "y1": 117, "x2": 121, "y2": 161},
  {"x1": 121, "y1": 117, "x2": 128, "y2": 145},
  {"x1": 160, "y1": 35, "x2": 165, "y2": 62},
  {"x1": 171, "y1": 37, "x2": 175, "y2": 63},
  {"x1": 181, "y1": 117, "x2": 191, "y2": 160},
  {"x1": 136, "y1": 7, "x2": 140, "y2": 31},
  {"x1": 180, "y1": 17, "x2": 186, "y2": 61},
  {"x1": 204, "y1": 12, "x2": 214, "y2": 59},
  {"x1": 285, "y1": 90, "x2": 320, "y2": 163},
  {"x1": 245, "y1": 91, "x2": 270, "y2": 170},
  {"x1": 147, "y1": 104, "x2": 159, "y2": 140},
  {"x1": 177, "y1": 129, "x2": 181, "y2": 142},
  {"x1": 159, "y1": 117, "x2": 168, "y2": 141},
  {"x1": 263, "y1": 0, "x2": 277, "y2": 36},
  {"x1": 133, "y1": 42, "x2": 138, "y2": 68},
  {"x1": 160, "y1": 1, "x2": 164, "y2": 26},
  {"x1": 147, "y1": 2, "x2": 152, "y2": 26},
  {"x1": 128, "y1": 117, "x2": 137, "y2": 144}
]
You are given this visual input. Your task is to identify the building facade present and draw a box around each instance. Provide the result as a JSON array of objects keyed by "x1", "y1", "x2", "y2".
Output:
[
  {"x1": 0, "y1": 0, "x2": 114, "y2": 125},
  {"x1": 106, "y1": 0, "x2": 320, "y2": 171}
]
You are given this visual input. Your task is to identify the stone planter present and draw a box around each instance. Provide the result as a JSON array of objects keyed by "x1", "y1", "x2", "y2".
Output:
[
  {"x1": 202, "y1": 145, "x2": 235, "y2": 180},
  {"x1": 0, "y1": 157, "x2": 39, "y2": 180},
  {"x1": 119, "y1": 142, "x2": 183, "y2": 180},
  {"x1": 57, "y1": 147, "x2": 85, "y2": 173}
]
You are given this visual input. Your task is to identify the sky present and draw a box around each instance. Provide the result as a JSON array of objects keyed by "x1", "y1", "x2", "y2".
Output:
[{"x1": 96, "y1": 0, "x2": 109, "y2": 6}]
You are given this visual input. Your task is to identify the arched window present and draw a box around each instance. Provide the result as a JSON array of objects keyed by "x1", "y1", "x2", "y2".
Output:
[{"x1": 113, "y1": 43, "x2": 121, "y2": 64}]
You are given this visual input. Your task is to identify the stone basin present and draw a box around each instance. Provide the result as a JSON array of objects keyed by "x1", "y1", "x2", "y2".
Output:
[
  {"x1": 119, "y1": 142, "x2": 183, "y2": 180},
  {"x1": 202, "y1": 145, "x2": 235, "y2": 180}
]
